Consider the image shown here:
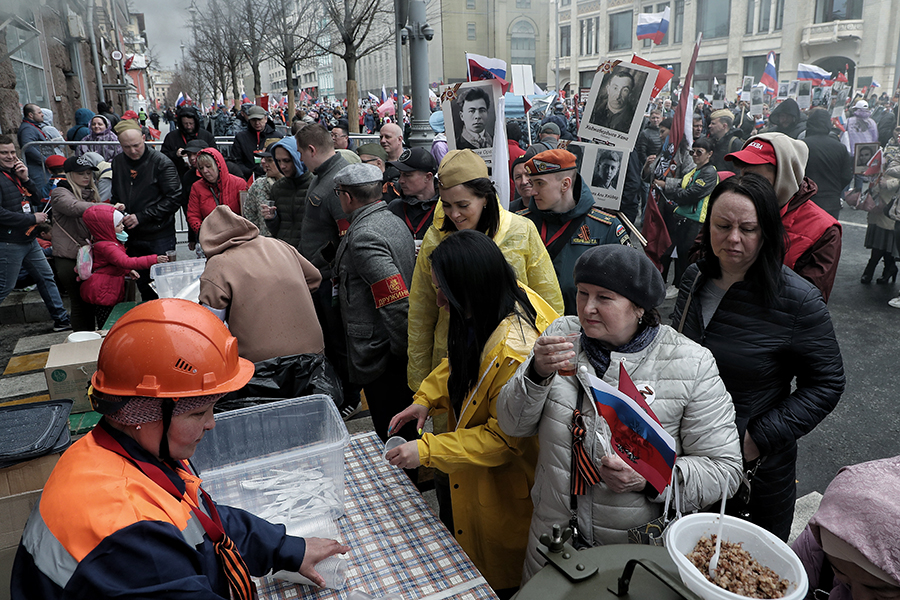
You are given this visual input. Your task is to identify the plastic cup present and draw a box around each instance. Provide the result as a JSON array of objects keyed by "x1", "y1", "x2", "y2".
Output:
[
  {"x1": 382, "y1": 435, "x2": 407, "y2": 461},
  {"x1": 557, "y1": 333, "x2": 580, "y2": 377},
  {"x1": 165, "y1": 250, "x2": 177, "y2": 262},
  {"x1": 66, "y1": 331, "x2": 101, "y2": 343}
]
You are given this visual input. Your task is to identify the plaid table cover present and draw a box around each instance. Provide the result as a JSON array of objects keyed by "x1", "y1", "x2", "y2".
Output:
[{"x1": 254, "y1": 432, "x2": 498, "y2": 600}]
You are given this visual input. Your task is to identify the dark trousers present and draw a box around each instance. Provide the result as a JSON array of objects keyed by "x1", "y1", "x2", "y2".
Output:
[
  {"x1": 312, "y1": 280, "x2": 360, "y2": 408},
  {"x1": 55, "y1": 257, "x2": 95, "y2": 331},
  {"x1": 362, "y1": 353, "x2": 416, "y2": 444},
  {"x1": 672, "y1": 217, "x2": 702, "y2": 288},
  {"x1": 125, "y1": 234, "x2": 175, "y2": 301}
]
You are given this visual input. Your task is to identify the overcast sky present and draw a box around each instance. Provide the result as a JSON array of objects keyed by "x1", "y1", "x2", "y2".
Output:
[{"x1": 142, "y1": 0, "x2": 195, "y2": 71}]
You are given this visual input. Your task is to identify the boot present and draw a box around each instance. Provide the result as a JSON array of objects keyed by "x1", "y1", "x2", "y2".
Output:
[
  {"x1": 877, "y1": 259, "x2": 899, "y2": 284},
  {"x1": 861, "y1": 252, "x2": 880, "y2": 284}
]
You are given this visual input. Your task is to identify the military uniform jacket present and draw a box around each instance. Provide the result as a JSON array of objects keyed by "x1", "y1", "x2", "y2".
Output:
[
  {"x1": 336, "y1": 201, "x2": 416, "y2": 384},
  {"x1": 518, "y1": 175, "x2": 631, "y2": 315}
]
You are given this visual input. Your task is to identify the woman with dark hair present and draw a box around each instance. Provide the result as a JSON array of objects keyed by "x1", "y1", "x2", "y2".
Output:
[
  {"x1": 498, "y1": 244, "x2": 742, "y2": 585},
  {"x1": 387, "y1": 230, "x2": 558, "y2": 596},
  {"x1": 672, "y1": 173, "x2": 845, "y2": 541},
  {"x1": 407, "y1": 149, "x2": 563, "y2": 392},
  {"x1": 655, "y1": 136, "x2": 718, "y2": 288}
]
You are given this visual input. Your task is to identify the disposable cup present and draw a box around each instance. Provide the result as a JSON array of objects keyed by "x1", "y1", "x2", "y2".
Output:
[
  {"x1": 557, "y1": 333, "x2": 580, "y2": 377},
  {"x1": 165, "y1": 250, "x2": 177, "y2": 262},
  {"x1": 382, "y1": 436, "x2": 407, "y2": 461}
]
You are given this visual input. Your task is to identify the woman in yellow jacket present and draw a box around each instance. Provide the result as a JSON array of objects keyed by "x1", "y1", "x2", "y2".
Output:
[
  {"x1": 387, "y1": 230, "x2": 558, "y2": 596},
  {"x1": 406, "y1": 150, "x2": 564, "y2": 392}
]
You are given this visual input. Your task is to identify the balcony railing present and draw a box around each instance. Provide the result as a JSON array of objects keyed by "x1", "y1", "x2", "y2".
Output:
[{"x1": 801, "y1": 19, "x2": 863, "y2": 50}]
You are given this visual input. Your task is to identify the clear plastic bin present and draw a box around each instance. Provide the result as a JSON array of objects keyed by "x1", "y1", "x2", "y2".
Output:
[
  {"x1": 192, "y1": 396, "x2": 350, "y2": 520},
  {"x1": 149, "y1": 258, "x2": 207, "y2": 299}
]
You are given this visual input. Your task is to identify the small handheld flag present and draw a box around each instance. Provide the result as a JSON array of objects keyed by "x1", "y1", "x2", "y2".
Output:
[
  {"x1": 636, "y1": 7, "x2": 671, "y2": 45},
  {"x1": 588, "y1": 366, "x2": 676, "y2": 494},
  {"x1": 760, "y1": 52, "x2": 778, "y2": 94},
  {"x1": 865, "y1": 147, "x2": 883, "y2": 176}
]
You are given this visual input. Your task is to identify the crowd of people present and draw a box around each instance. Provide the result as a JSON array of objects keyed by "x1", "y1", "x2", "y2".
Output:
[{"x1": 5, "y1": 83, "x2": 900, "y2": 600}]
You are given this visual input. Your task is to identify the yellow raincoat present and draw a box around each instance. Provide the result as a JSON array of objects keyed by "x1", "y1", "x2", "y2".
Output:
[
  {"x1": 407, "y1": 202, "x2": 564, "y2": 391},
  {"x1": 413, "y1": 286, "x2": 558, "y2": 589}
]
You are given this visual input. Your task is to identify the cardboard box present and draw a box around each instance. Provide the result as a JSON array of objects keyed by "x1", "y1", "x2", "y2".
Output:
[
  {"x1": 44, "y1": 339, "x2": 103, "y2": 414},
  {"x1": 0, "y1": 453, "x2": 60, "y2": 600}
]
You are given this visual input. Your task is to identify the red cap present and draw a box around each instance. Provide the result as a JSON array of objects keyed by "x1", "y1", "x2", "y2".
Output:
[
  {"x1": 45, "y1": 155, "x2": 66, "y2": 170},
  {"x1": 725, "y1": 139, "x2": 776, "y2": 165}
]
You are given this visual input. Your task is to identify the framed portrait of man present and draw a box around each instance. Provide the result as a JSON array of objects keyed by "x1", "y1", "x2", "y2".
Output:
[
  {"x1": 578, "y1": 60, "x2": 655, "y2": 150},
  {"x1": 855, "y1": 142, "x2": 879, "y2": 174},
  {"x1": 777, "y1": 82, "x2": 789, "y2": 100},
  {"x1": 442, "y1": 80, "x2": 503, "y2": 166},
  {"x1": 576, "y1": 143, "x2": 627, "y2": 210},
  {"x1": 797, "y1": 81, "x2": 812, "y2": 109}
]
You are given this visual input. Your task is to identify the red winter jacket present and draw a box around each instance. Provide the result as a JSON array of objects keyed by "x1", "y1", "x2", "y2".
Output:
[
  {"x1": 80, "y1": 204, "x2": 158, "y2": 306},
  {"x1": 187, "y1": 148, "x2": 247, "y2": 233}
]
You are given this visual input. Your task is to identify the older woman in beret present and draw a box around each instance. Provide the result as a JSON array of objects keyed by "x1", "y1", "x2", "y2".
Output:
[{"x1": 498, "y1": 244, "x2": 742, "y2": 585}]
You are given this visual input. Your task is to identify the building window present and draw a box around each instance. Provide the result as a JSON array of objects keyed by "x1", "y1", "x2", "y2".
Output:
[
  {"x1": 560, "y1": 25, "x2": 571, "y2": 57},
  {"x1": 759, "y1": 0, "x2": 771, "y2": 32},
  {"x1": 774, "y1": 0, "x2": 784, "y2": 29},
  {"x1": 467, "y1": 22, "x2": 476, "y2": 39},
  {"x1": 745, "y1": 0, "x2": 755, "y2": 33},
  {"x1": 642, "y1": 2, "x2": 670, "y2": 47},
  {"x1": 511, "y1": 21, "x2": 536, "y2": 69},
  {"x1": 560, "y1": 0, "x2": 571, "y2": 6},
  {"x1": 693, "y1": 58, "x2": 727, "y2": 96},
  {"x1": 697, "y1": 0, "x2": 730, "y2": 39},
  {"x1": 609, "y1": 11, "x2": 633, "y2": 51},
  {"x1": 743, "y1": 54, "x2": 778, "y2": 82},
  {"x1": 6, "y1": 21, "x2": 49, "y2": 106},
  {"x1": 516, "y1": 0, "x2": 531, "y2": 7},
  {"x1": 580, "y1": 70, "x2": 595, "y2": 90},
  {"x1": 579, "y1": 17, "x2": 595, "y2": 55},
  {"x1": 467, "y1": 0, "x2": 475, "y2": 9},
  {"x1": 814, "y1": 0, "x2": 862, "y2": 22},
  {"x1": 673, "y1": 0, "x2": 684, "y2": 43}
]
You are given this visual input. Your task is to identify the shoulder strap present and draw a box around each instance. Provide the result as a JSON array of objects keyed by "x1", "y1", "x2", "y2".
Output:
[
  {"x1": 676, "y1": 270, "x2": 703, "y2": 333},
  {"x1": 814, "y1": 555, "x2": 834, "y2": 600}
]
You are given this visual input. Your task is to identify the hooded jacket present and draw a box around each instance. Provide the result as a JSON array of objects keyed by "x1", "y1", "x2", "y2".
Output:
[
  {"x1": 803, "y1": 110, "x2": 854, "y2": 215},
  {"x1": 49, "y1": 180, "x2": 100, "y2": 259},
  {"x1": 79, "y1": 204, "x2": 159, "y2": 306},
  {"x1": 199, "y1": 206, "x2": 323, "y2": 363},
  {"x1": 265, "y1": 138, "x2": 311, "y2": 250},
  {"x1": 161, "y1": 106, "x2": 216, "y2": 177},
  {"x1": 753, "y1": 132, "x2": 842, "y2": 302},
  {"x1": 763, "y1": 99, "x2": 806, "y2": 139},
  {"x1": 231, "y1": 119, "x2": 284, "y2": 179},
  {"x1": 518, "y1": 174, "x2": 630, "y2": 315},
  {"x1": 407, "y1": 203, "x2": 564, "y2": 391},
  {"x1": 77, "y1": 115, "x2": 121, "y2": 161},
  {"x1": 846, "y1": 107, "x2": 878, "y2": 152},
  {"x1": 66, "y1": 109, "x2": 95, "y2": 142},
  {"x1": 187, "y1": 148, "x2": 248, "y2": 233}
]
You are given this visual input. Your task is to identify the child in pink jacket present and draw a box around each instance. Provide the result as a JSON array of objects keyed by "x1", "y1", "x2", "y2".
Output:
[{"x1": 80, "y1": 204, "x2": 167, "y2": 327}]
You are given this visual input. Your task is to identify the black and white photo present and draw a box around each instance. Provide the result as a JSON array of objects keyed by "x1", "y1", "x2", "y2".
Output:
[
  {"x1": 578, "y1": 60, "x2": 655, "y2": 150},
  {"x1": 442, "y1": 79, "x2": 503, "y2": 166}
]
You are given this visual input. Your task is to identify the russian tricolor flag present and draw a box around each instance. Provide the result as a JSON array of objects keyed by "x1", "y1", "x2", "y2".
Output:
[
  {"x1": 636, "y1": 7, "x2": 670, "y2": 45},
  {"x1": 175, "y1": 92, "x2": 186, "y2": 108},
  {"x1": 760, "y1": 51, "x2": 778, "y2": 94},
  {"x1": 466, "y1": 53, "x2": 511, "y2": 93},
  {"x1": 797, "y1": 63, "x2": 833, "y2": 86},
  {"x1": 588, "y1": 365, "x2": 676, "y2": 494}
]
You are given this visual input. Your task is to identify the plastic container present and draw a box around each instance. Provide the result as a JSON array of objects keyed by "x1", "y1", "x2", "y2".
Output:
[
  {"x1": 149, "y1": 258, "x2": 206, "y2": 299},
  {"x1": 66, "y1": 331, "x2": 101, "y2": 343},
  {"x1": 665, "y1": 513, "x2": 808, "y2": 600},
  {"x1": 192, "y1": 395, "x2": 350, "y2": 520},
  {"x1": 274, "y1": 556, "x2": 348, "y2": 589}
]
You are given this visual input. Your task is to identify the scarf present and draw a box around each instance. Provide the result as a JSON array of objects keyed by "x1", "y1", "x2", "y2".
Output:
[{"x1": 581, "y1": 324, "x2": 659, "y2": 377}]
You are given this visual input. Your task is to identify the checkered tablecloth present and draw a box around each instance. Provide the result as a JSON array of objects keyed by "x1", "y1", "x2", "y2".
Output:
[{"x1": 256, "y1": 432, "x2": 497, "y2": 600}]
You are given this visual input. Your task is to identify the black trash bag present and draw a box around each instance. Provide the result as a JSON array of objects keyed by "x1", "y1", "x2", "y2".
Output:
[{"x1": 216, "y1": 353, "x2": 344, "y2": 413}]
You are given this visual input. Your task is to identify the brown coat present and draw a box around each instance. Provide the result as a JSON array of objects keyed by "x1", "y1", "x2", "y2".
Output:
[
  {"x1": 199, "y1": 206, "x2": 324, "y2": 363},
  {"x1": 49, "y1": 181, "x2": 100, "y2": 259}
]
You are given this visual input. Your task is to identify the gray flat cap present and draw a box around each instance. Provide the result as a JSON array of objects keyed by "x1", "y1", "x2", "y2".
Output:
[{"x1": 334, "y1": 163, "x2": 383, "y2": 186}]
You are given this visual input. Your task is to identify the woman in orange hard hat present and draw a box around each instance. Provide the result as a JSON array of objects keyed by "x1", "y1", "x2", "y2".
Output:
[{"x1": 11, "y1": 298, "x2": 349, "y2": 600}]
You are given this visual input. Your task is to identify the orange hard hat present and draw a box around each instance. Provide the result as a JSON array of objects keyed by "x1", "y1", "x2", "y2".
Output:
[{"x1": 91, "y1": 298, "x2": 254, "y2": 398}]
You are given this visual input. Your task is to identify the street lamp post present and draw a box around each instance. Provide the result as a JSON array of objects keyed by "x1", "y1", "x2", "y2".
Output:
[{"x1": 405, "y1": 0, "x2": 434, "y2": 148}]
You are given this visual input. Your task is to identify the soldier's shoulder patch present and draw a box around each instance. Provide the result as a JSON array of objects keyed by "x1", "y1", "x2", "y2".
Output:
[
  {"x1": 615, "y1": 224, "x2": 626, "y2": 237},
  {"x1": 371, "y1": 274, "x2": 409, "y2": 309},
  {"x1": 516, "y1": 208, "x2": 531, "y2": 216},
  {"x1": 587, "y1": 209, "x2": 613, "y2": 225},
  {"x1": 695, "y1": 178, "x2": 706, "y2": 186}
]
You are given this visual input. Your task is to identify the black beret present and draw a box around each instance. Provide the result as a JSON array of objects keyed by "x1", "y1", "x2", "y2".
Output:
[{"x1": 573, "y1": 245, "x2": 665, "y2": 310}]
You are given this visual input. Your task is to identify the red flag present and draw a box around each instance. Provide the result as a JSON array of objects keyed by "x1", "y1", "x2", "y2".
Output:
[
  {"x1": 631, "y1": 55, "x2": 674, "y2": 99},
  {"x1": 641, "y1": 187, "x2": 672, "y2": 272},
  {"x1": 670, "y1": 34, "x2": 702, "y2": 152},
  {"x1": 864, "y1": 147, "x2": 883, "y2": 176}
]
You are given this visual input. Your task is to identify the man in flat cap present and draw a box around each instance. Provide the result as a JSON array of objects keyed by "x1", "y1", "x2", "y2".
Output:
[
  {"x1": 708, "y1": 109, "x2": 745, "y2": 172},
  {"x1": 333, "y1": 163, "x2": 417, "y2": 448},
  {"x1": 518, "y1": 148, "x2": 631, "y2": 315},
  {"x1": 356, "y1": 143, "x2": 401, "y2": 203}
]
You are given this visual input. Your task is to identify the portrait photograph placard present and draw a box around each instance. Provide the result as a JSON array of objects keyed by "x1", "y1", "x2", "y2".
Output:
[
  {"x1": 578, "y1": 60, "x2": 655, "y2": 151},
  {"x1": 749, "y1": 87, "x2": 764, "y2": 116},
  {"x1": 575, "y1": 143, "x2": 627, "y2": 211},
  {"x1": 855, "y1": 142, "x2": 879, "y2": 174},
  {"x1": 741, "y1": 77, "x2": 754, "y2": 102},
  {"x1": 788, "y1": 80, "x2": 799, "y2": 98},
  {"x1": 797, "y1": 81, "x2": 812, "y2": 109},
  {"x1": 712, "y1": 84, "x2": 726, "y2": 109},
  {"x1": 441, "y1": 79, "x2": 504, "y2": 167},
  {"x1": 777, "y1": 82, "x2": 789, "y2": 100}
]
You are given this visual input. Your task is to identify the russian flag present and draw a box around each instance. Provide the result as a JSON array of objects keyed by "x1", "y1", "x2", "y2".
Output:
[
  {"x1": 466, "y1": 52, "x2": 510, "y2": 92},
  {"x1": 368, "y1": 92, "x2": 379, "y2": 103},
  {"x1": 403, "y1": 97, "x2": 412, "y2": 111},
  {"x1": 175, "y1": 92, "x2": 185, "y2": 108},
  {"x1": 588, "y1": 365, "x2": 676, "y2": 494},
  {"x1": 381, "y1": 85, "x2": 388, "y2": 104},
  {"x1": 760, "y1": 51, "x2": 778, "y2": 94},
  {"x1": 636, "y1": 7, "x2": 670, "y2": 45},
  {"x1": 797, "y1": 63, "x2": 833, "y2": 86}
]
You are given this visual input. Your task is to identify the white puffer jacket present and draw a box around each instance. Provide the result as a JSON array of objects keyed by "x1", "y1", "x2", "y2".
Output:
[{"x1": 497, "y1": 317, "x2": 742, "y2": 584}]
